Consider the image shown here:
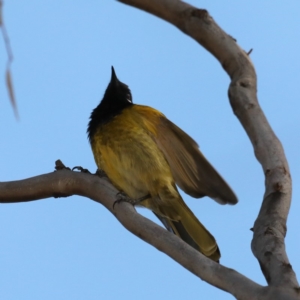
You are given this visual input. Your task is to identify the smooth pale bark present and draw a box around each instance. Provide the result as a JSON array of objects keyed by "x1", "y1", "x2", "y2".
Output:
[
  {"x1": 117, "y1": 0, "x2": 298, "y2": 292},
  {"x1": 1, "y1": 1, "x2": 299, "y2": 299},
  {"x1": 0, "y1": 170, "x2": 262, "y2": 299},
  {"x1": 0, "y1": 168, "x2": 298, "y2": 299}
]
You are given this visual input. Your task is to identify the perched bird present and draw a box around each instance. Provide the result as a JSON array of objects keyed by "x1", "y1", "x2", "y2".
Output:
[{"x1": 87, "y1": 67, "x2": 238, "y2": 262}]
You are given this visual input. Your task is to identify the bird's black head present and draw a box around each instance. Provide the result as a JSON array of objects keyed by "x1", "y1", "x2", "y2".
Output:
[
  {"x1": 87, "y1": 67, "x2": 133, "y2": 143},
  {"x1": 104, "y1": 66, "x2": 133, "y2": 106}
]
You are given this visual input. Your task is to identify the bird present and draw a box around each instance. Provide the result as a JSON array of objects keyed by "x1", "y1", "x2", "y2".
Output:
[{"x1": 87, "y1": 67, "x2": 238, "y2": 262}]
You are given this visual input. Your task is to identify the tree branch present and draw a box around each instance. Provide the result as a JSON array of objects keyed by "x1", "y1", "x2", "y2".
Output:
[
  {"x1": 116, "y1": 0, "x2": 298, "y2": 293},
  {"x1": 0, "y1": 169, "x2": 262, "y2": 299},
  {"x1": 1, "y1": 0, "x2": 299, "y2": 298}
]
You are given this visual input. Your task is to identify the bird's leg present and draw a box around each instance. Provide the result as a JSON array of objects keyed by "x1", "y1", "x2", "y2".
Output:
[
  {"x1": 95, "y1": 169, "x2": 107, "y2": 178},
  {"x1": 113, "y1": 192, "x2": 150, "y2": 209}
]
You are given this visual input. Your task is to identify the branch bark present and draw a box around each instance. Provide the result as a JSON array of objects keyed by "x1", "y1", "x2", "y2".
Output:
[
  {"x1": 0, "y1": 169, "x2": 262, "y2": 299},
  {"x1": 115, "y1": 0, "x2": 298, "y2": 297},
  {"x1": 1, "y1": 0, "x2": 299, "y2": 299},
  {"x1": 0, "y1": 168, "x2": 298, "y2": 299}
]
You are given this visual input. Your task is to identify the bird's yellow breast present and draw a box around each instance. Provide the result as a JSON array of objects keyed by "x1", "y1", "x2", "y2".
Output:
[{"x1": 90, "y1": 105, "x2": 174, "y2": 199}]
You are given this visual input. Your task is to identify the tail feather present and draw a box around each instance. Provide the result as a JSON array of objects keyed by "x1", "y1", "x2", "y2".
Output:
[
  {"x1": 153, "y1": 202, "x2": 220, "y2": 262},
  {"x1": 142, "y1": 185, "x2": 220, "y2": 261}
]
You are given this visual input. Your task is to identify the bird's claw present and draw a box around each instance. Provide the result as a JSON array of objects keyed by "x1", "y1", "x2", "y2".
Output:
[
  {"x1": 72, "y1": 167, "x2": 107, "y2": 178},
  {"x1": 113, "y1": 192, "x2": 134, "y2": 209},
  {"x1": 72, "y1": 166, "x2": 92, "y2": 174},
  {"x1": 95, "y1": 169, "x2": 107, "y2": 178},
  {"x1": 113, "y1": 192, "x2": 150, "y2": 209}
]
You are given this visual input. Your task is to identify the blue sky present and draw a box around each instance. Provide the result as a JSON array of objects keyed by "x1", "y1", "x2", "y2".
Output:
[{"x1": 0, "y1": 1, "x2": 299, "y2": 299}]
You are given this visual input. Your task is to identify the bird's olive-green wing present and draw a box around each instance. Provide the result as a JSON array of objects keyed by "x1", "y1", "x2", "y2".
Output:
[{"x1": 154, "y1": 117, "x2": 238, "y2": 205}]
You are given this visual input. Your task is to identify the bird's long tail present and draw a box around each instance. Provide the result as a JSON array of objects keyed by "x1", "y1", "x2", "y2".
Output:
[{"x1": 153, "y1": 200, "x2": 220, "y2": 262}]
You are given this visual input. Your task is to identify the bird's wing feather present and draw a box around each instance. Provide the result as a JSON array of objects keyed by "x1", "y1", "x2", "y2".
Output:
[{"x1": 154, "y1": 116, "x2": 238, "y2": 205}]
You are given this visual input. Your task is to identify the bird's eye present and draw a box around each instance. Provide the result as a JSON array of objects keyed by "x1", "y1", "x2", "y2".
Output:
[{"x1": 127, "y1": 93, "x2": 132, "y2": 103}]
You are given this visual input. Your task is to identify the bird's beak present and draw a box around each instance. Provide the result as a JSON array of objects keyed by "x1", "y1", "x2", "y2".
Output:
[{"x1": 111, "y1": 66, "x2": 119, "y2": 86}]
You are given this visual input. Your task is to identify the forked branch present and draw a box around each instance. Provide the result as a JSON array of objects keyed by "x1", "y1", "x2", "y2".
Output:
[
  {"x1": 0, "y1": 0, "x2": 298, "y2": 299},
  {"x1": 117, "y1": 0, "x2": 297, "y2": 295},
  {"x1": 0, "y1": 169, "x2": 262, "y2": 299}
]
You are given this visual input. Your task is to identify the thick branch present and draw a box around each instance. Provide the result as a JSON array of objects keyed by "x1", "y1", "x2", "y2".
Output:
[
  {"x1": 0, "y1": 170, "x2": 262, "y2": 299},
  {"x1": 1, "y1": 0, "x2": 298, "y2": 298},
  {"x1": 117, "y1": 0, "x2": 298, "y2": 292}
]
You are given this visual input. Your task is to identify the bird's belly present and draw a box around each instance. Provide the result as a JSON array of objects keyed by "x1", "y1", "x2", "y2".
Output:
[{"x1": 91, "y1": 124, "x2": 173, "y2": 200}]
